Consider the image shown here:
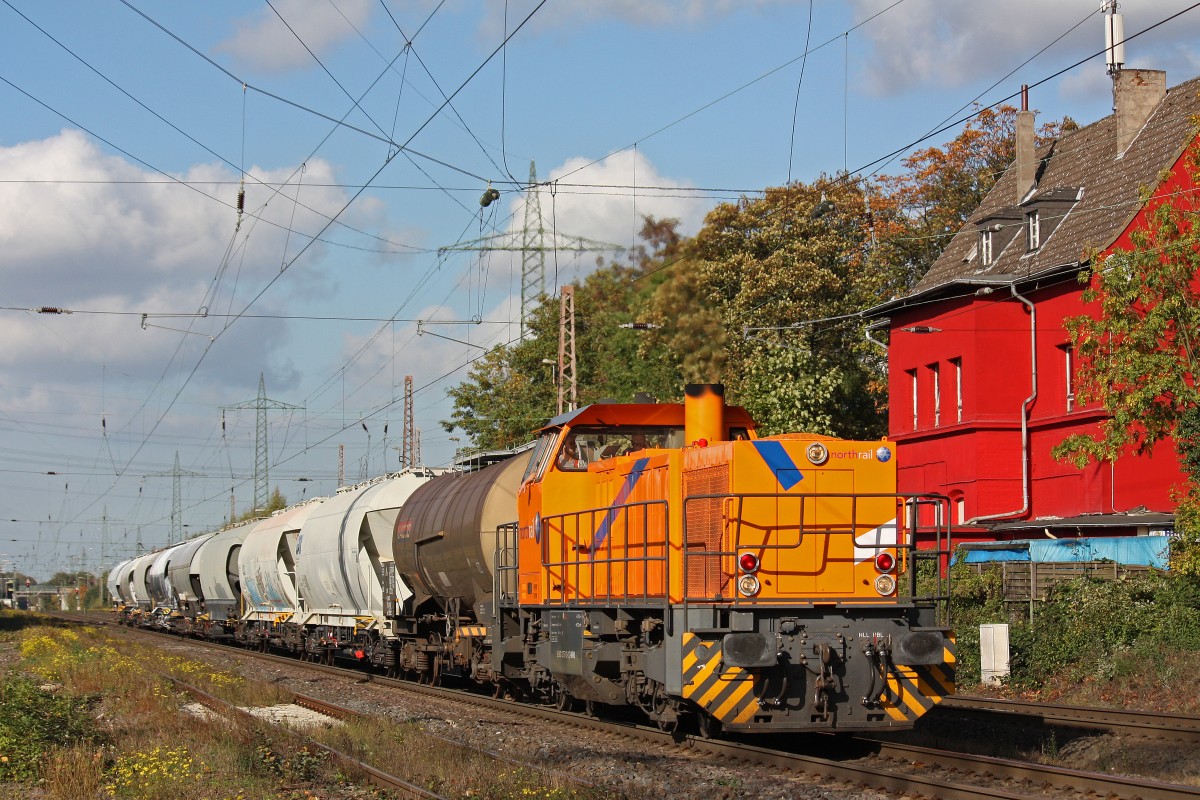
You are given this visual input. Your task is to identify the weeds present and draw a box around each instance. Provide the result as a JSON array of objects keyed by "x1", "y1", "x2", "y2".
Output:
[{"x1": 0, "y1": 614, "x2": 612, "y2": 799}]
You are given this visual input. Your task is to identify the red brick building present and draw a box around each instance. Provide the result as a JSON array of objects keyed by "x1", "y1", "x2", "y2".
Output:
[{"x1": 867, "y1": 70, "x2": 1198, "y2": 541}]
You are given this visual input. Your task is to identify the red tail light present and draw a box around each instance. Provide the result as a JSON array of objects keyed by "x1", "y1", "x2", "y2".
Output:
[
  {"x1": 739, "y1": 552, "x2": 759, "y2": 573},
  {"x1": 875, "y1": 552, "x2": 895, "y2": 573}
]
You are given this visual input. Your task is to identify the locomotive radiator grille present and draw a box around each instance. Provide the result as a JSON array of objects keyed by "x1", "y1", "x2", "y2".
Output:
[{"x1": 683, "y1": 465, "x2": 730, "y2": 598}]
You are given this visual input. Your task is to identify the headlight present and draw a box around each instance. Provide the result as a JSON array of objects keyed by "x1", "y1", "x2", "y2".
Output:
[
  {"x1": 874, "y1": 574, "x2": 896, "y2": 596},
  {"x1": 805, "y1": 442, "x2": 829, "y2": 466},
  {"x1": 737, "y1": 574, "x2": 761, "y2": 597}
]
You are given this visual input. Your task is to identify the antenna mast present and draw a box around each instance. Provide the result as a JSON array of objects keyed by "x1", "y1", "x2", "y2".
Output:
[{"x1": 1103, "y1": 0, "x2": 1125, "y2": 111}]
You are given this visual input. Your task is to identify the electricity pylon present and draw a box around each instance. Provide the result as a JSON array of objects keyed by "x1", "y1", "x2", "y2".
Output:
[
  {"x1": 146, "y1": 452, "x2": 200, "y2": 544},
  {"x1": 223, "y1": 374, "x2": 302, "y2": 513},
  {"x1": 401, "y1": 375, "x2": 414, "y2": 469},
  {"x1": 557, "y1": 285, "x2": 577, "y2": 414},
  {"x1": 436, "y1": 160, "x2": 624, "y2": 337}
]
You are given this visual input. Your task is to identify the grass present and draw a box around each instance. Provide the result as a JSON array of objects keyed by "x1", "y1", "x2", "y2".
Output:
[{"x1": 0, "y1": 612, "x2": 615, "y2": 800}]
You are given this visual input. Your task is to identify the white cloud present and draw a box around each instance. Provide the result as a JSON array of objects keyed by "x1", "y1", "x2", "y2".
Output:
[
  {"x1": 478, "y1": 0, "x2": 791, "y2": 37},
  {"x1": 216, "y1": 0, "x2": 374, "y2": 73},
  {"x1": 0, "y1": 130, "x2": 370, "y2": 417},
  {"x1": 848, "y1": 0, "x2": 1200, "y2": 97}
]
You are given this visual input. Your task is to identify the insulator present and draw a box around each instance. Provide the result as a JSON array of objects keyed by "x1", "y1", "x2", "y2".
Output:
[
  {"x1": 236, "y1": 188, "x2": 246, "y2": 213},
  {"x1": 479, "y1": 187, "x2": 500, "y2": 207},
  {"x1": 36, "y1": 307, "x2": 68, "y2": 314}
]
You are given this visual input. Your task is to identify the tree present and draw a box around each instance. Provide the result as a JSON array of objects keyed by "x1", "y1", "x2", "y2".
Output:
[
  {"x1": 237, "y1": 487, "x2": 286, "y2": 522},
  {"x1": 442, "y1": 336, "x2": 556, "y2": 451},
  {"x1": 690, "y1": 178, "x2": 905, "y2": 437},
  {"x1": 1053, "y1": 146, "x2": 1200, "y2": 573},
  {"x1": 442, "y1": 218, "x2": 687, "y2": 449}
]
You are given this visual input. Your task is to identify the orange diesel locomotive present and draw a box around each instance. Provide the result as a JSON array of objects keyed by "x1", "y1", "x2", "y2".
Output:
[{"x1": 501, "y1": 384, "x2": 954, "y2": 734}]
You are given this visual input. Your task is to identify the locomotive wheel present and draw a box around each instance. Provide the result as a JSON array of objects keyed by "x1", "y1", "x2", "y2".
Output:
[
  {"x1": 650, "y1": 684, "x2": 677, "y2": 732},
  {"x1": 697, "y1": 712, "x2": 722, "y2": 740}
]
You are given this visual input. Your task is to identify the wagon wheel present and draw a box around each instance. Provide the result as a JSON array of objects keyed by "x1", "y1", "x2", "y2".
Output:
[
  {"x1": 554, "y1": 683, "x2": 577, "y2": 712},
  {"x1": 584, "y1": 699, "x2": 597, "y2": 718}
]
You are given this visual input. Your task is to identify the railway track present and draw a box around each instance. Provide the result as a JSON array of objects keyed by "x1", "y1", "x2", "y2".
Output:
[
  {"x1": 161, "y1": 671, "x2": 447, "y2": 800},
  {"x1": 81, "y1": 614, "x2": 1200, "y2": 800},
  {"x1": 938, "y1": 695, "x2": 1200, "y2": 742}
]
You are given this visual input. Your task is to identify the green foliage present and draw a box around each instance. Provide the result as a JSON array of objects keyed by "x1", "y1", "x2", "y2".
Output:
[
  {"x1": 236, "y1": 486, "x2": 286, "y2": 522},
  {"x1": 735, "y1": 342, "x2": 843, "y2": 435},
  {"x1": 1171, "y1": 408, "x2": 1200, "y2": 575},
  {"x1": 443, "y1": 218, "x2": 686, "y2": 450},
  {"x1": 691, "y1": 179, "x2": 903, "y2": 438},
  {"x1": 443, "y1": 114, "x2": 1081, "y2": 446},
  {"x1": 1052, "y1": 147, "x2": 1200, "y2": 573},
  {"x1": 947, "y1": 562, "x2": 1011, "y2": 685},
  {"x1": 0, "y1": 674, "x2": 101, "y2": 782},
  {"x1": 1002, "y1": 572, "x2": 1200, "y2": 689}
]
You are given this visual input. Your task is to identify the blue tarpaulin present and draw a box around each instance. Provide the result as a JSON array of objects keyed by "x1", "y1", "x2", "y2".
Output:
[{"x1": 958, "y1": 535, "x2": 1171, "y2": 569}]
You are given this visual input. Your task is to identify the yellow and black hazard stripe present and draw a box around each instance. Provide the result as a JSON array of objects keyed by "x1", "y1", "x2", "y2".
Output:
[
  {"x1": 680, "y1": 632, "x2": 760, "y2": 727},
  {"x1": 456, "y1": 625, "x2": 488, "y2": 639},
  {"x1": 879, "y1": 632, "x2": 956, "y2": 722}
]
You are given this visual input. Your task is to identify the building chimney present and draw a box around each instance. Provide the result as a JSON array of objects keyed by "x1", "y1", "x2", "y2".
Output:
[
  {"x1": 1114, "y1": 69, "x2": 1166, "y2": 156},
  {"x1": 1015, "y1": 85, "x2": 1036, "y2": 204}
]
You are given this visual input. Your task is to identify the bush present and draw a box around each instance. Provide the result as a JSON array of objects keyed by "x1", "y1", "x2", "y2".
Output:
[
  {"x1": 976, "y1": 571, "x2": 1200, "y2": 691},
  {"x1": 0, "y1": 675, "x2": 101, "y2": 782}
]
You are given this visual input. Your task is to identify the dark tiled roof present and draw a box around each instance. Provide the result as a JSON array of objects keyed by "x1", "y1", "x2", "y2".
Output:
[{"x1": 912, "y1": 75, "x2": 1200, "y2": 294}]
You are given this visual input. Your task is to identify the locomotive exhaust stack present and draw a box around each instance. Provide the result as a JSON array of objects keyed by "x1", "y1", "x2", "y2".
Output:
[{"x1": 684, "y1": 383, "x2": 725, "y2": 446}]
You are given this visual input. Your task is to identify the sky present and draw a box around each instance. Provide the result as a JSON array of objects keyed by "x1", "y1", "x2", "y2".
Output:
[{"x1": 2, "y1": 0, "x2": 1200, "y2": 580}]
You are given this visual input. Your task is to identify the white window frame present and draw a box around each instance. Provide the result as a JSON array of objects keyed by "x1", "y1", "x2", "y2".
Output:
[
  {"x1": 908, "y1": 369, "x2": 918, "y2": 430},
  {"x1": 930, "y1": 364, "x2": 941, "y2": 428},
  {"x1": 980, "y1": 230, "x2": 993, "y2": 265},
  {"x1": 1027, "y1": 210, "x2": 1041, "y2": 251},
  {"x1": 1063, "y1": 344, "x2": 1075, "y2": 412}
]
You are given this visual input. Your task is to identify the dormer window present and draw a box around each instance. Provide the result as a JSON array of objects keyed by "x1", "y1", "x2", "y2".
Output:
[
  {"x1": 980, "y1": 230, "x2": 994, "y2": 265},
  {"x1": 1026, "y1": 209, "x2": 1041, "y2": 250}
]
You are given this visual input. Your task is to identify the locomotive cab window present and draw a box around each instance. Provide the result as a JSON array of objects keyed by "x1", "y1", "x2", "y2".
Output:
[
  {"x1": 522, "y1": 432, "x2": 558, "y2": 482},
  {"x1": 555, "y1": 425, "x2": 683, "y2": 470}
]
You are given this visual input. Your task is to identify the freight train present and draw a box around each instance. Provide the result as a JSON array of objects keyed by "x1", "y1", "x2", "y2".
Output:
[{"x1": 108, "y1": 384, "x2": 955, "y2": 735}]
